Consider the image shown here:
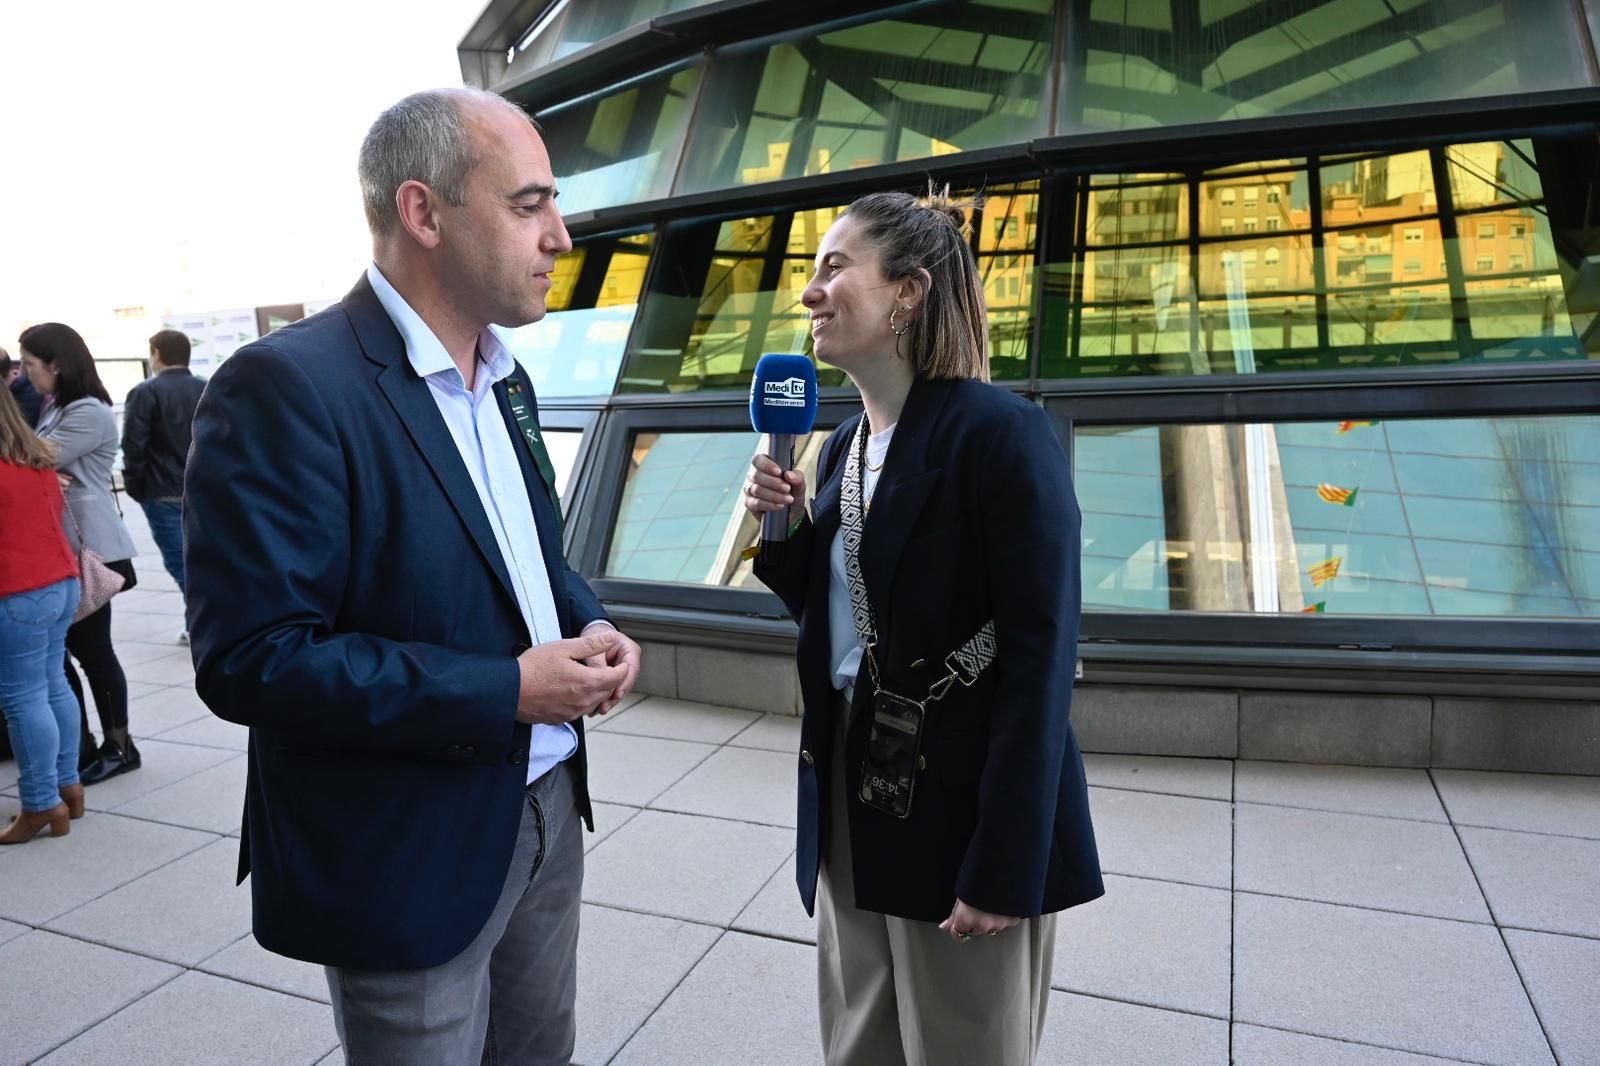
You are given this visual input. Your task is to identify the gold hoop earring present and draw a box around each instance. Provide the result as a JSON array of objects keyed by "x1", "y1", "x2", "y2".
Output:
[{"x1": 888, "y1": 305, "x2": 912, "y2": 337}]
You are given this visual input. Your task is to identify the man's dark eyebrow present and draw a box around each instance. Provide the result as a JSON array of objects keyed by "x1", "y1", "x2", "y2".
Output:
[{"x1": 509, "y1": 182, "x2": 557, "y2": 201}]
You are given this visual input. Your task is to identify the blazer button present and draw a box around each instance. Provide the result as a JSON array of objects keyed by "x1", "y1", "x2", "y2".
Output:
[
  {"x1": 508, "y1": 748, "x2": 528, "y2": 766},
  {"x1": 801, "y1": 749, "x2": 814, "y2": 765}
]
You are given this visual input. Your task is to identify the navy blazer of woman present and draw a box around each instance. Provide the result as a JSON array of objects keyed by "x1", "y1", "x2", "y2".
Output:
[{"x1": 756, "y1": 376, "x2": 1103, "y2": 923}]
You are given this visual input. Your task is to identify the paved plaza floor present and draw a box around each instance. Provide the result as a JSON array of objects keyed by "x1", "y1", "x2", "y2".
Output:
[{"x1": 2, "y1": 510, "x2": 1597, "y2": 1066}]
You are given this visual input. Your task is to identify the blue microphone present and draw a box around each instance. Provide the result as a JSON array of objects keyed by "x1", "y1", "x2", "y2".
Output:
[{"x1": 749, "y1": 353, "x2": 819, "y2": 563}]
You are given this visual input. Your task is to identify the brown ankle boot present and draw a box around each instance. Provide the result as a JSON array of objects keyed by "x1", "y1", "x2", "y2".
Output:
[
  {"x1": 0, "y1": 803, "x2": 71, "y2": 844},
  {"x1": 59, "y1": 783, "x2": 86, "y2": 819}
]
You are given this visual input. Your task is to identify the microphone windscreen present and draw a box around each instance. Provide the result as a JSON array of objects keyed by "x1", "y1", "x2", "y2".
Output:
[{"x1": 749, "y1": 353, "x2": 819, "y2": 436}]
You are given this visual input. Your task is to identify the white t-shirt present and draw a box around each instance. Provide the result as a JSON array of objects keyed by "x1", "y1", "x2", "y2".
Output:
[{"x1": 828, "y1": 421, "x2": 896, "y2": 696}]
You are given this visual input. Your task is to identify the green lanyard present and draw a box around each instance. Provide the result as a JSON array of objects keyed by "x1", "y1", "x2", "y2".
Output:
[{"x1": 505, "y1": 377, "x2": 564, "y2": 535}]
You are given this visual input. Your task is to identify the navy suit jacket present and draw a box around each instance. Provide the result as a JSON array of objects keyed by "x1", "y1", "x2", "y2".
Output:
[
  {"x1": 184, "y1": 276, "x2": 606, "y2": 971},
  {"x1": 756, "y1": 376, "x2": 1103, "y2": 923}
]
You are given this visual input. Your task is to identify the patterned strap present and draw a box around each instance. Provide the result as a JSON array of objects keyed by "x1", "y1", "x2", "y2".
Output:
[{"x1": 839, "y1": 414, "x2": 997, "y2": 697}]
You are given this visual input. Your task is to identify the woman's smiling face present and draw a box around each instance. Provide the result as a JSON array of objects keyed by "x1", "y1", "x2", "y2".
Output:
[{"x1": 800, "y1": 215, "x2": 902, "y2": 372}]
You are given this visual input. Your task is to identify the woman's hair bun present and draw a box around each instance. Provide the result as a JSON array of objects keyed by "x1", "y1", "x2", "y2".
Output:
[{"x1": 917, "y1": 182, "x2": 983, "y2": 238}]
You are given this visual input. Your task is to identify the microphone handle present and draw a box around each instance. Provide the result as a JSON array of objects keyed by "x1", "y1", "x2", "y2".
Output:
[{"x1": 759, "y1": 433, "x2": 796, "y2": 558}]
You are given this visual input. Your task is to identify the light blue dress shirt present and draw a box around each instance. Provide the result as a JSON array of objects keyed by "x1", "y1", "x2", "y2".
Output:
[{"x1": 368, "y1": 263, "x2": 586, "y2": 785}]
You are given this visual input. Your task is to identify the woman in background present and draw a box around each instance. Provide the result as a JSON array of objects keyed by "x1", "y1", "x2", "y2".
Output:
[
  {"x1": 20, "y1": 323, "x2": 141, "y2": 784},
  {"x1": 0, "y1": 385, "x2": 83, "y2": 843}
]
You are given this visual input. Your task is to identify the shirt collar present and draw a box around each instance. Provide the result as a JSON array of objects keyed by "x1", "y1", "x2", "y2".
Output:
[{"x1": 366, "y1": 263, "x2": 517, "y2": 391}]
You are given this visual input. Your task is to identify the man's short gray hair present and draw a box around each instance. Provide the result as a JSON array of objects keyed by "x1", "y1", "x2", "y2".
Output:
[{"x1": 358, "y1": 87, "x2": 538, "y2": 237}]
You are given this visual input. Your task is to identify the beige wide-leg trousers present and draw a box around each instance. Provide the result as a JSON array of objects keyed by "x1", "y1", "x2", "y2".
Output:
[{"x1": 816, "y1": 698, "x2": 1056, "y2": 1066}]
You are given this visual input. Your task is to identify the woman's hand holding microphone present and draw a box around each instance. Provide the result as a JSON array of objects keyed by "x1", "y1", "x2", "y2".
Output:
[{"x1": 744, "y1": 455, "x2": 807, "y2": 526}]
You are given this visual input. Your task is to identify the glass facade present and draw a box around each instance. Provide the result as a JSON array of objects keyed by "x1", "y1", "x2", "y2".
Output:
[
  {"x1": 499, "y1": 232, "x2": 654, "y2": 398},
  {"x1": 536, "y1": 65, "x2": 701, "y2": 217},
  {"x1": 1045, "y1": 137, "x2": 1596, "y2": 379},
  {"x1": 676, "y1": 1, "x2": 1053, "y2": 195},
  {"x1": 1078, "y1": 415, "x2": 1600, "y2": 618},
  {"x1": 463, "y1": 0, "x2": 1600, "y2": 661},
  {"x1": 1065, "y1": 0, "x2": 1589, "y2": 132},
  {"x1": 605, "y1": 429, "x2": 830, "y2": 585},
  {"x1": 509, "y1": 0, "x2": 723, "y2": 72},
  {"x1": 618, "y1": 205, "x2": 852, "y2": 393}
]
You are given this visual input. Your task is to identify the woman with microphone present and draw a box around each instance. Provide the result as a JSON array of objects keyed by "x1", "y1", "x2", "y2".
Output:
[{"x1": 743, "y1": 188, "x2": 1103, "y2": 1066}]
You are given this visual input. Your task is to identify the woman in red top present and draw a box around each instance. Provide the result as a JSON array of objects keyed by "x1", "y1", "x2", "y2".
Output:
[{"x1": 0, "y1": 384, "x2": 83, "y2": 843}]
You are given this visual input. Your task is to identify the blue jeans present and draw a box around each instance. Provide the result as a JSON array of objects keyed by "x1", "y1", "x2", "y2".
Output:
[
  {"x1": 141, "y1": 498, "x2": 186, "y2": 598},
  {"x1": 0, "y1": 578, "x2": 82, "y2": 811}
]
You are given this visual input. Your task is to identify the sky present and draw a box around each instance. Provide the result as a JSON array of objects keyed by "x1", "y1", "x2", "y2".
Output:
[{"x1": 0, "y1": 0, "x2": 489, "y2": 365}]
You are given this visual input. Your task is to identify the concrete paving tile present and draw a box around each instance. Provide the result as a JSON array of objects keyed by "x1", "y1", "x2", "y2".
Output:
[
  {"x1": 1236, "y1": 805, "x2": 1490, "y2": 922},
  {"x1": 611, "y1": 932, "x2": 820, "y2": 1066},
  {"x1": 111, "y1": 609, "x2": 186, "y2": 643},
  {"x1": 729, "y1": 713, "x2": 803, "y2": 753},
  {"x1": 35, "y1": 969, "x2": 338, "y2": 1066},
  {"x1": 1504, "y1": 929, "x2": 1600, "y2": 1066},
  {"x1": 731, "y1": 853, "x2": 814, "y2": 944},
  {"x1": 1234, "y1": 894, "x2": 1554, "y2": 1065},
  {"x1": 1082, "y1": 754, "x2": 1233, "y2": 801},
  {"x1": 317, "y1": 1053, "x2": 343, "y2": 1066},
  {"x1": 586, "y1": 801, "x2": 641, "y2": 853},
  {"x1": 1461, "y1": 827, "x2": 1600, "y2": 938},
  {"x1": 584, "y1": 810, "x2": 792, "y2": 926},
  {"x1": 0, "y1": 758, "x2": 16, "y2": 793},
  {"x1": 112, "y1": 753, "x2": 246, "y2": 835},
  {"x1": 1435, "y1": 770, "x2": 1600, "y2": 839},
  {"x1": 0, "y1": 812, "x2": 213, "y2": 924},
  {"x1": 48, "y1": 839, "x2": 251, "y2": 965},
  {"x1": 120, "y1": 648, "x2": 196, "y2": 687},
  {"x1": 1053, "y1": 874, "x2": 1230, "y2": 1018},
  {"x1": 574, "y1": 904, "x2": 722, "y2": 1066},
  {"x1": 1086, "y1": 787, "x2": 1232, "y2": 888},
  {"x1": 112, "y1": 639, "x2": 189, "y2": 668},
  {"x1": 154, "y1": 713, "x2": 249, "y2": 751},
  {"x1": 127, "y1": 684, "x2": 213, "y2": 739},
  {"x1": 1037, "y1": 991, "x2": 1230, "y2": 1066},
  {"x1": 1233, "y1": 1026, "x2": 1479, "y2": 1065},
  {"x1": 199, "y1": 933, "x2": 330, "y2": 1004},
  {"x1": 78, "y1": 738, "x2": 236, "y2": 812},
  {"x1": 583, "y1": 731, "x2": 717, "y2": 806},
  {"x1": 122, "y1": 679, "x2": 169, "y2": 704},
  {"x1": 1236, "y1": 761, "x2": 1447, "y2": 822},
  {"x1": 652, "y1": 745, "x2": 797, "y2": 828},
  {"x1": 0, "y1": 918, "x2": 26, "y2": 948},
  {"x1": 590, "y1": 694, "x2": 760, "y2": 744},
  {"x1": 0, "y1": 930, "x2": 179, "y2": 1066},
  {"x1": 112, "y1": 589, "x2": 186, "y2": 616}
]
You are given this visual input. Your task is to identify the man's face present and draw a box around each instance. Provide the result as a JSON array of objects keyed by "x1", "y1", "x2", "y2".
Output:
[
  {"x1": 437, "y1": 104, "x2": 572, "y2": 330},
  {"x1": 3, "y1": 365, "x2": 17, "y2": 385},
  {"x1": 147, "y1": 346, "x2": 163, "y2": 373}
]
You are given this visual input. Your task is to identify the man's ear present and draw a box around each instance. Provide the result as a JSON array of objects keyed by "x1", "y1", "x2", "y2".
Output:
[{"x1": 395, "y1": 180, "x2": 445, "y2": 250}]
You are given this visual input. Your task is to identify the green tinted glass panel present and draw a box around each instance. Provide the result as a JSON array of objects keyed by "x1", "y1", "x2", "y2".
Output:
[
  {"x1": 1065, "y1": 0, "x2": 1588, "y2": 132},
  {"x1": 1075, "y1": 416, "x2": 1600, "y2": 616},
  {"x1": 618, "y1": 205, "x2": 850, "y2": 393},
  {"x1": 511, "y1": 0, "x2": 723, "y2": 71},
  {"x1": 537, "y1": 65, "x2": 701, "y2": 216},
  {"x1": 677, "y1": 5, "x2": 1052, "y2": 195},
  {"x1": 500, "y1": 234, "x2": 654, "y2": 397},
  {"x1": 1042, "y1": 138, "x2": 1598, "y2": 379},
  {"x1": 605, "y1": 429, "x2": 830, "y2": 585}
]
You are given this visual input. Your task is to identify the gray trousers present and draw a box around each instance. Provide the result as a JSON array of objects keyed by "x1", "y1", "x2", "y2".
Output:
[
  {"x1": 817, "y1": 700, "x2": 1056, "y2": 1066},
  {"x1": 326, "y1": 762, "x2": 584, "y2": 1066}
]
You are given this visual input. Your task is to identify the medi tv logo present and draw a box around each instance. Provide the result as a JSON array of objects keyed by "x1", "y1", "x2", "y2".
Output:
[{"x1": 763, "y1": 377, "x2": 808, "y2": 407}]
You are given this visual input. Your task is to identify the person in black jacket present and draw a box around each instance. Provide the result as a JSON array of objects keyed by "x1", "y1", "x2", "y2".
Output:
[
  {"x1": 743, "y1": 188, "x2": 1103, "y2": 1066},
  {"x1": 121, "y1": 329, "x2": 206, "y2": 643},
  {"x1": 1, "y1": 348, "x2": 42, "y2": 428}
]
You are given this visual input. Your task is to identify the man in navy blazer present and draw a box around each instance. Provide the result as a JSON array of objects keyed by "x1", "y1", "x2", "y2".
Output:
[{"x1": 184, "y1": 88, "x2": 640, "y2": 1065}]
